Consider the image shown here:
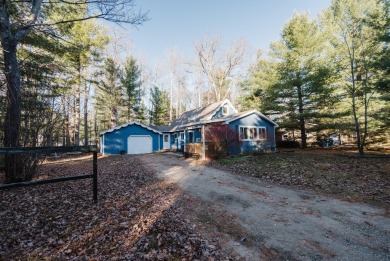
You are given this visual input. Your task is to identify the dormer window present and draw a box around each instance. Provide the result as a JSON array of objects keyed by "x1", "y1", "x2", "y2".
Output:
[{"x1": 222, "y1": 105, "x2": 228, "y2": 115}]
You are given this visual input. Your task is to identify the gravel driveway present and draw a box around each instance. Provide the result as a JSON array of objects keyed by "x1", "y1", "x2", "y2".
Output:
[{"x1": 141, "y1": 153, "x2": 390, "y2": 260}]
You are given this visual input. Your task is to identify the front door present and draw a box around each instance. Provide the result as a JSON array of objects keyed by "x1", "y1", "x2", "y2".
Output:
[{"x1": 163, "y1": 134, "x2": 170, "y2": 149}]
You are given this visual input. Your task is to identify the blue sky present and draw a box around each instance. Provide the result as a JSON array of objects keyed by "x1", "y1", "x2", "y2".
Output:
[{"x1": 116, "y1": 0, "x2": 331, "y2": 65}]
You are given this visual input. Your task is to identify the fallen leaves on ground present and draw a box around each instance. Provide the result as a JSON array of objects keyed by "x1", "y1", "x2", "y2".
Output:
[
  {"x1": 203, "y1": 149, "x2": 390, "y2": 207},
  {"x1": 0, "y1": 154, "x2": 233, "y2": 260}
]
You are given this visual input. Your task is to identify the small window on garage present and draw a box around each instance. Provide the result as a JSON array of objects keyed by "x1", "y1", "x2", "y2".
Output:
[{"x1": 164, "y1": 134, "x2": 169, "y2": 142}]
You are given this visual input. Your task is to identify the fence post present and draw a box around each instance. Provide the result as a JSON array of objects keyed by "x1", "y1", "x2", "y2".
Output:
[{"x1": 93, "y1": 150, "x2": 98, "y2": 203}]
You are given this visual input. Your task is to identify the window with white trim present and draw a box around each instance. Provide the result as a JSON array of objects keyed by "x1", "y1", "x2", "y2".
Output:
[
  {"x1": 239, "y1": 126, "x2": 266, "y2": 140},
  {"x1": 180, "y1": 132, "x2": 184, "y2": 140}
]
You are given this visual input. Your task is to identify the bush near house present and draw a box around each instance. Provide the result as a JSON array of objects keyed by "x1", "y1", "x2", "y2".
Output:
[{"x1": 205, "y1": 124, "x2": 242, "y2": 158}]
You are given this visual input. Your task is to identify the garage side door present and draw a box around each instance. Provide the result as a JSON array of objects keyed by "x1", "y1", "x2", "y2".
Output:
[{"x1": 127, "y1": 135, "x2": 153, "y2": 154}]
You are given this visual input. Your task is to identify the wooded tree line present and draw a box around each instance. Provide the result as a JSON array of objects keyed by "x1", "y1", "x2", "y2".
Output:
[
  {"x1": 242, "y1": 0, "x2": 389, "y2": 156},
  {"x1": 0, "y1": 0, "x2": 149, "y2": 182}
]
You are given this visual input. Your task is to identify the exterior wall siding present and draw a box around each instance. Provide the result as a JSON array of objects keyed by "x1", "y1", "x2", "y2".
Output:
[
  {"x1": 159, "y1": 134, "x2": 164, "y2": 150},
  {"x1": 228, "y1": 114, "x2": 276, "y2": 155},
  {"x1": 184, "y1": 128, "x2": 201, "y2": 143},
  {"x1": 103, "y1": 124, "x2": 160, "y2": 154},
  {"x1": 194, "y1": 129, "x2": 202, "y2": 142}
]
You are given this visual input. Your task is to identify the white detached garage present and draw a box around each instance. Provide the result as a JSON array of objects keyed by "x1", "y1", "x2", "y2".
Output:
[{"x1": 100, "y1": 122, "x2": 162, "y2": 155}]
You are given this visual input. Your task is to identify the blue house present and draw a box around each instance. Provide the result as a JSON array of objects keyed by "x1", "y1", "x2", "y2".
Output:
[{"x1": 100, "y1": 99, "x2": 278, "y2": 155}]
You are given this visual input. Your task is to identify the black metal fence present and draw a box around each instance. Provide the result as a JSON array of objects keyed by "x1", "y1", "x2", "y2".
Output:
[{"x1": 0, "y1": 146, "x2": 98, "y2": 203}]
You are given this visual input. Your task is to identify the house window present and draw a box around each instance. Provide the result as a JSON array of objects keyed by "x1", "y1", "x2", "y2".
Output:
[
  {"x1": 164, "y1": 134, "x2": 169, "y2": 142},
  {"x1": 239, "y1": 126, "x2": 267, "y2": 140},
  {"x1": 188, "y1": 132, "x2": 194, "y2": 143},
  {"x1": 180, "y1": 132, "x2": 184, "y2": 140},
  {"x1": 222, "y1": 105, "x2": 228, "y2": 115}
]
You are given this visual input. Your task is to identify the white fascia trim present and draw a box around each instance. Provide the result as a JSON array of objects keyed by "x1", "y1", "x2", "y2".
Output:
[
  {"x1": 99, "y1": 121, "x2": 163, "y2": 135},
  {"x1": 224, "y1": 110, "x2": 279, "y2": 127},
  {"x1": 207, "y1": 99, "x2": 239, "y2": 120}
]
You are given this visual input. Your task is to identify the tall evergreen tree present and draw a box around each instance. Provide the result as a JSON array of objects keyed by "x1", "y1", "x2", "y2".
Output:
[
  {"x1": 65, "y1": 18, "x2": 107, "y2": 145},
  {"x1": 244, "y1": 14, "x2": 336, "y2": 148},
  {"x1": 95, "y1": 58, "x2": 123, "y2": 131},
  {"x1": 323, "y1": 0, "x2": 388, "y2": 155},
  {"x1": 121, "y1": 56, "x2": 143, "y2": 122},
  {"x1": 149, "y1": 86, "x2": 170, "y2": 126},
  {"x1": 370, "y1": 0, "x2": 390, "y2": 135}
]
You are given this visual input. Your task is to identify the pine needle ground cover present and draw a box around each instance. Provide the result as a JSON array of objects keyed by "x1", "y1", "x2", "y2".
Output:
[
  {"x1": 206, "y1": 149, "x2": 390, "y2": 207},
  {"x1": 0, "y1": 155, "x2": 231, "y2": 260}
]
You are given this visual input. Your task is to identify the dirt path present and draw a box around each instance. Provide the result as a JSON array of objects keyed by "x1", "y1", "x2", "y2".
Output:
[{"x1": 140, "y1": 153, "x2": 390, "y2": 261}]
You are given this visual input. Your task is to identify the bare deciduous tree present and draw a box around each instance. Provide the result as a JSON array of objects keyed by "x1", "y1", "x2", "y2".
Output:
[
  {"x1": 165, "y1": 49, "x2": 183, "y2": 122},
  {"x1": 194, "y1": 35, "x2": 248, "y2": 103}
]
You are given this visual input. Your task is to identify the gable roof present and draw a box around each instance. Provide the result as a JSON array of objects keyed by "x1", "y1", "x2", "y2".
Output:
[
  {"x1": 100, "y1": 121, "x2": 162, "y2": 135},
  {"x1": 169, "y1": 99, "x2": 237, "y2": 130},
  {"x1": 100, "y1": 100, "x2": 278, "y2": 135},
  {"x1": 173, "y1": 111, "x2": 278, "y2": 129},
  {"x1": 224, "y1": 110, "x2": 279, "y2": 127}
]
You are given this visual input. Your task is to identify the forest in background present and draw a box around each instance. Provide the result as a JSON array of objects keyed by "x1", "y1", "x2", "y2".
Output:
[{"x1": 0, "y1": 0, "x2": 389, "y2": 181}]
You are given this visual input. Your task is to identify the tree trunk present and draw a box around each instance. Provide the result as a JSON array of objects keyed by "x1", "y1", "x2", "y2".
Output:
[
  {"x1": 350, "y1": 62, "x2": 364, "y2": 157},
  {"x1": 74, "y1": 64, "x2": 81, "y2": 145},
  {"x1": 64, "y1": 96, "x2": 71, "y2": 146},
  {"x1": 83, "y1": 75, "x2": 88, "y2": 146},
  {"x1": 110, "y1": 107, "x2": 118, "y2": 128},
  {"x1": 297, "y1": 85, "x2": 307, "y2": 149},
  {"x1": 2, "y1": 39, "x2": 22, "y2": 182},
  {"x1": 169, "y1": 72, "x2": 173, "y2": 122}
]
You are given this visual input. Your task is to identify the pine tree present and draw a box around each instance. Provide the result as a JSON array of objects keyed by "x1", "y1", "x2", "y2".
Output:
[
  {"x1": 370, "y1": 0, "x2": 390, "y2": 137},
  {"x1": 60, "y1": 12, "x2": 108, "y2": 145},
  {"x1": 121, "y1": 56, "x2": 143, "y2": 122},
  {"x1": 244, "y1": 14, "x2": 337, "y2": 148},
  {"x1": 149, "y1": 86, "x2": 170, "y2": 126},
  {"x1": 323, "y1": 0, "x2": 388, "y2": 155},
  {"x1": 95, "y1": 58, "x2": 124, "y2": 131}
]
